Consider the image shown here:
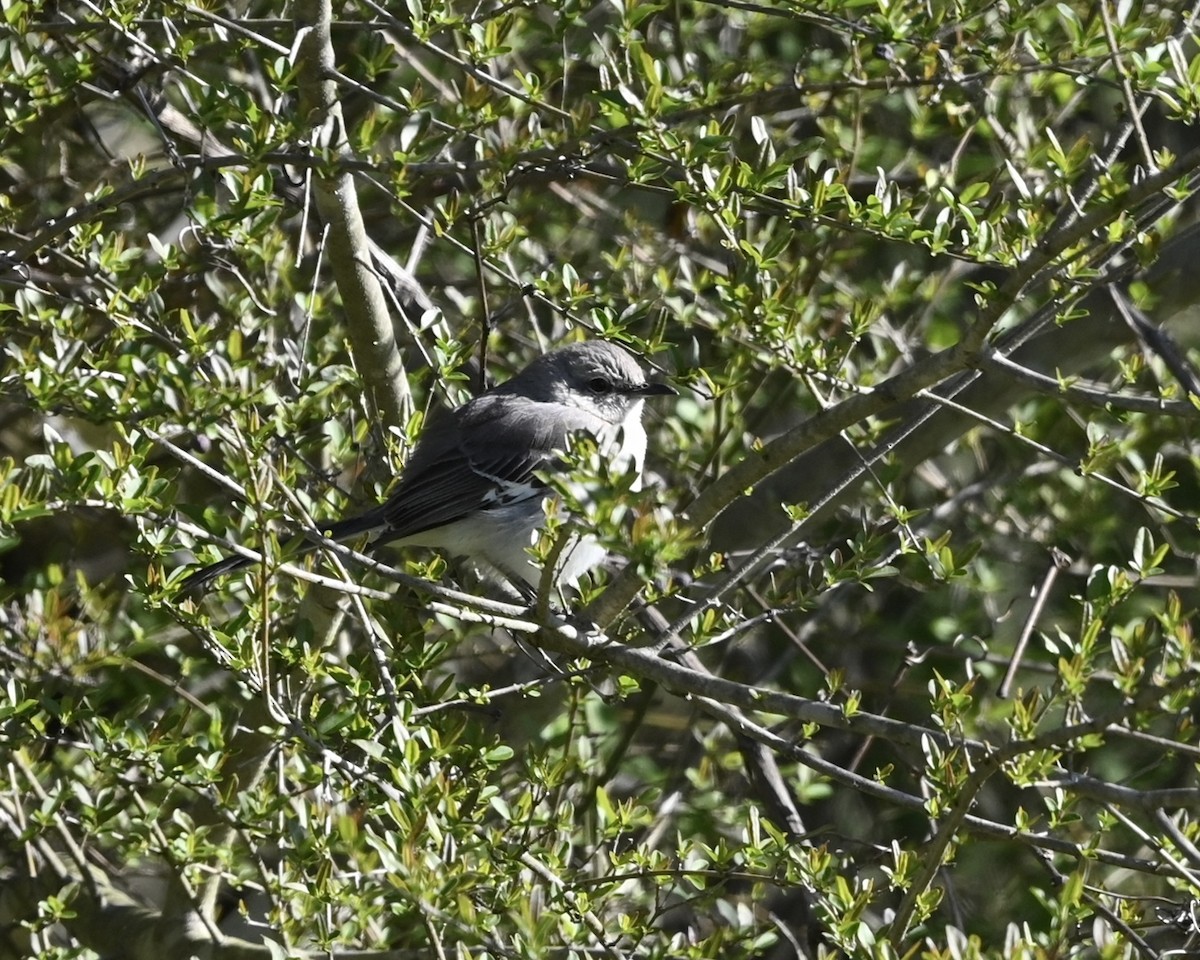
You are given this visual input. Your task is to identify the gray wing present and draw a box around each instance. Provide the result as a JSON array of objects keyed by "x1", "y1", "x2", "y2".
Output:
[
  {"x1": 363, "y1": 395, "x2": 599, "y2": 544},
  {"x1": 180, "y1": 396, "x2": 597, "y2": 591}
]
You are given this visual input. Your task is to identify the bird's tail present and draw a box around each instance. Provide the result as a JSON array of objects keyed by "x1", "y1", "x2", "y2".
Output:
[
  {"x1": 178, "y1": 552, "x2": 258, "y2": 594},
  {"x1": 179, "y1": 507, "x2": 386, "y2": 595}
]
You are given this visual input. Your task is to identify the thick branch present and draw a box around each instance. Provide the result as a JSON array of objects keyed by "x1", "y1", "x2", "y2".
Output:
[{"x1": 294, "y1": 0, "x2": 409, "y2": 430}]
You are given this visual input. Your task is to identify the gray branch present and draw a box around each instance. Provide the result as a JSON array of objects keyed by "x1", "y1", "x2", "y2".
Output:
[{"x1": 295, "y1": 0, "x2": 410, "y2": 430}]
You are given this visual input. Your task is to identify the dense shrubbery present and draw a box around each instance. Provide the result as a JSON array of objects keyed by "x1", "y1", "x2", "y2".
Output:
[{"x1": 3, "y1": 1, "x2": 1200, "y2": 957}]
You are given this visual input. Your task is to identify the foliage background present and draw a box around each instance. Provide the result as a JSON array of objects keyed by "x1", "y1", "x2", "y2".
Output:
[{"x1": 3, "y1": 0, "x2": 1200, "y2": 957}]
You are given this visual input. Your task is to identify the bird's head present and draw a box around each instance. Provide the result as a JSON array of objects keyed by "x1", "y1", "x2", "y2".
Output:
[{"x1": 511, "y1": 341, "x2": 675, "y2": 423}]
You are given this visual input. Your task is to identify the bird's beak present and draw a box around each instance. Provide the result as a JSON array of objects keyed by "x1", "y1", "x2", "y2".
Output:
[{"x1": 634, "y1": 381, "x2": 677, "y2": 397}]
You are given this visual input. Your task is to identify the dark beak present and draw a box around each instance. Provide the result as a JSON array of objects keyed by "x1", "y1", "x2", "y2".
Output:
[{"x1": 634, "y1": 381, "x2": 677, "y2": 397}]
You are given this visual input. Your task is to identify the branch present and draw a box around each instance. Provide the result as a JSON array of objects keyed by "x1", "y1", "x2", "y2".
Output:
[{"x1": 294, "y1": 0, "x2": 409, "y2": 430}]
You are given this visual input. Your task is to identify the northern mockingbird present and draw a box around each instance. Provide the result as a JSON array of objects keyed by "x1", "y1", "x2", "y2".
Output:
[{"x1": 181, "y1": 340, "x2": 674, "y2": 594}]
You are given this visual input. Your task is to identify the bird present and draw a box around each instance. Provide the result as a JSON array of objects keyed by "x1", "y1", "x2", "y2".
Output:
[{"x1": 180, "y1": 340, "x2": 675, "y2": 595}]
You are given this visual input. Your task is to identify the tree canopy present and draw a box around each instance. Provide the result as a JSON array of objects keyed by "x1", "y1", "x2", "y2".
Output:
[{"x1": 3, "y1": 0, "x2": 1200, "y2": 958}]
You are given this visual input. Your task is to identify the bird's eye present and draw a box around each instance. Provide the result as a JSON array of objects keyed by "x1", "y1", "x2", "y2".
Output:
[{"x1": 588, "y1": 377, "x2": 613, "y2": 394}]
